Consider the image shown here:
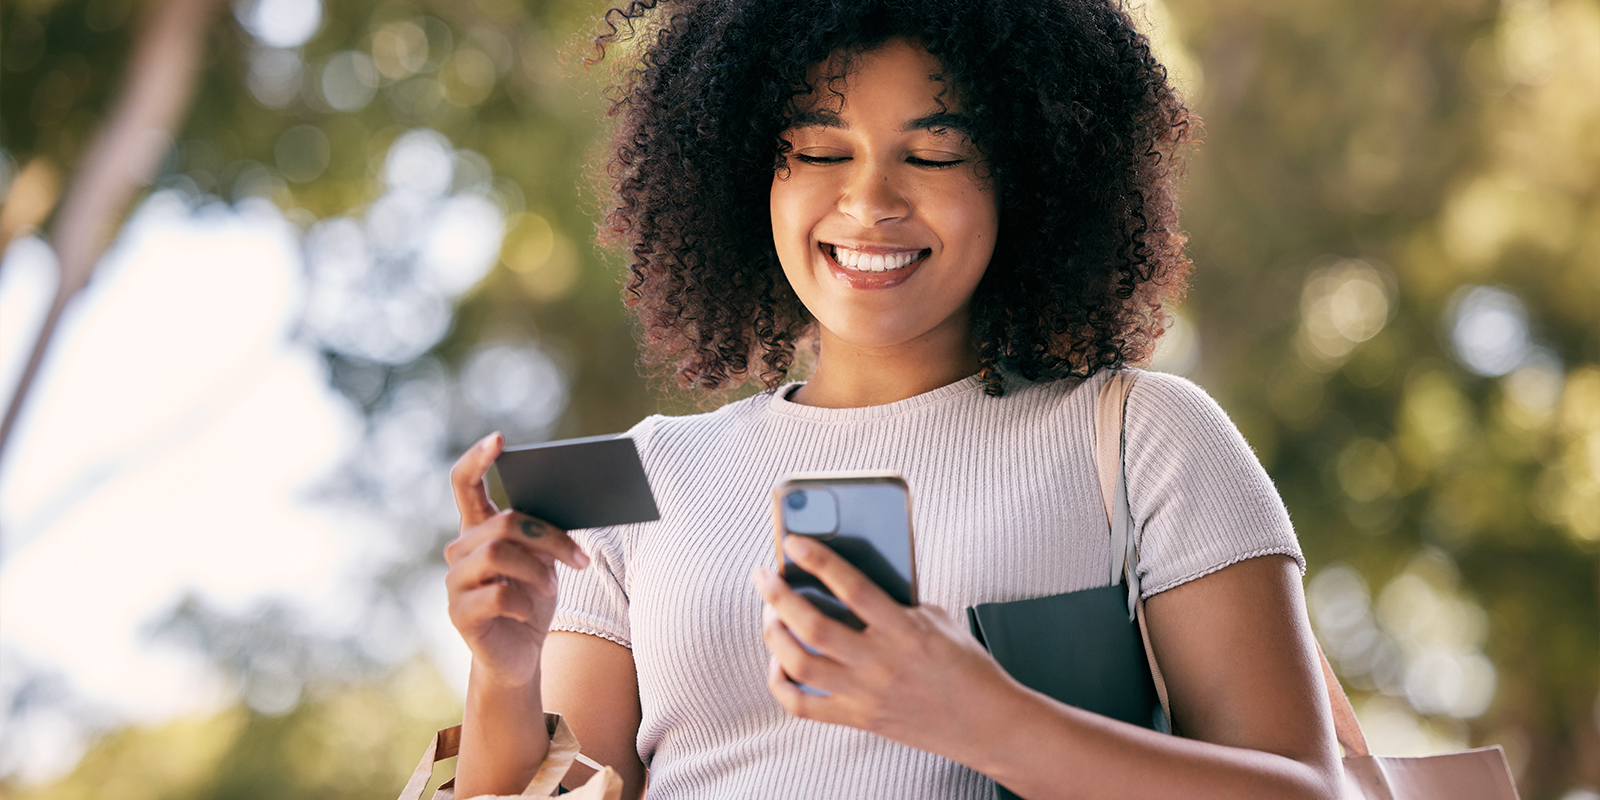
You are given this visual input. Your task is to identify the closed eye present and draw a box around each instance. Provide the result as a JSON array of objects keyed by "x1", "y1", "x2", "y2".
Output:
[
  {"x1": 908, "y1": 156, "x2": 965, "y2": 168},
  {"x1": 794, "y1": 153, "x2": 848, "y2": 165}
]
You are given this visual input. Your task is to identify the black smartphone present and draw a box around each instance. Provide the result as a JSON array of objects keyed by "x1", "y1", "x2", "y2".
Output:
[
  {"x1": 771, "y1": 471, "x2": 918, "y2": 630},
  {"x1": 492, "y1": 434, "x2": 659, "y2": 530}
]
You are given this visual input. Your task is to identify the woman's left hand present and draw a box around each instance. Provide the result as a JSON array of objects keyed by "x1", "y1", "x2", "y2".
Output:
[{"x1": 752, "y1": 535, "x2": 1018, "y2": 760}]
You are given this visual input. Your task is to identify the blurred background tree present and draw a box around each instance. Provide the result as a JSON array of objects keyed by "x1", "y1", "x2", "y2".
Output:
[{"x1": 0, "y1": 0, "x2": 1595, "y2": 797}]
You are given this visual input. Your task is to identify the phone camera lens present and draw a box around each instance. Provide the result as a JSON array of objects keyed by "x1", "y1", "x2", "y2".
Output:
[{"x1": 785, "y1": 491, "x2": 807, "y2": 511}]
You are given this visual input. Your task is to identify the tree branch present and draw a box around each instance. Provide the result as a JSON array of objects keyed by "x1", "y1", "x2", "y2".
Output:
[{"x1": 0, "y1": 0, "x2": 225, "y2": 469}]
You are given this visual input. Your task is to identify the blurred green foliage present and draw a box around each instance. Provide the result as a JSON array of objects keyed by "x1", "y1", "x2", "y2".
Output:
[
  {"x1": 5, "y1": 660, "x2": 463, "y2": 800},
  {"x1": 1, "y1": 0, "x2": 1597, "y2": 796}
]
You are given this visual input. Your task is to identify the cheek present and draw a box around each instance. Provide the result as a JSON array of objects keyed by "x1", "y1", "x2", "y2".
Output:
[
  {"x1": 769, "y1": 176, "x2": 806, "y2": 254},
  {"x1": 930, "y1": 184, "x2": 999, "y2": 259},
  {"x1": 770, "y1": 173, "x2": 834, "y2": 285}
]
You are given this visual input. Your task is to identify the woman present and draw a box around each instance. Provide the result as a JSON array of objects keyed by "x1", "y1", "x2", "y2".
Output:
[{"x1": 444, "y1": 1, "x2": 1344, "y2": 797}]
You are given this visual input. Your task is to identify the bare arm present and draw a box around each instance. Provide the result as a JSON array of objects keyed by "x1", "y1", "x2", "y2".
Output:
[
  {"x1": 542, "y1": 632, "x2": 648, "y2": 797},
  {"x1": 458, "y1": 663, "x2": 549, "y2": 798},
  {"x1": 759, "y1": 541, "x2": 1341, "y2": 799},
  {"x1": 445, "y1": 434, "x2": 593, "y2": 797},
  {"x1": 962, "y1": 555, "x2": 1340, "y2": 799}
]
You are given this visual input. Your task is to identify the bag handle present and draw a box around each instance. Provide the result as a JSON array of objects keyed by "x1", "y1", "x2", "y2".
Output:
[
  {"x1": 1091, "y1": 369, "x2": 1368, "y2": 755},
  {"x1": 398, "y1": 713, "x2": 604, "y2": 800},
  {"x1": 399, "y1": 724, "x2": 461, "y2": 800}
]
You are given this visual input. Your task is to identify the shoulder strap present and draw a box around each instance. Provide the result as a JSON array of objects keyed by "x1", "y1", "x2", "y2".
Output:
[
  {"x1": 1093, "y1": 370, "x2": 1170, "y2": 722},
  {"x1": 1093, "y1": 370, "x2": 1140, "y2": 610},
  {"x1": 1093, "y1": 371, "x2": 1134, "y2": 558}
]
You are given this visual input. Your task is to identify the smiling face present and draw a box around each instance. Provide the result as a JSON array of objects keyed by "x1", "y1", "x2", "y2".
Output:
[{"x1": 770, "y1": 38, "x2": 999, "y2": 354}]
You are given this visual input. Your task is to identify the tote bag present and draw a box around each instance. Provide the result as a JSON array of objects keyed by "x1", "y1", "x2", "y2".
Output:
[{"x1": 397, "y1": 713, "x2": 623, "y2": 800}]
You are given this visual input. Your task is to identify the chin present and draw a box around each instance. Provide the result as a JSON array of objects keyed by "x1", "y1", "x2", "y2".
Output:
[{"x1": 821, "y1": 317, "x2": 933, "y2": 350}]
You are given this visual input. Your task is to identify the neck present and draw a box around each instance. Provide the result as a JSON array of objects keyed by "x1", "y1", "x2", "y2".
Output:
[{"x1": 789, "y1": 319, "x2": 982, "y2": 409}]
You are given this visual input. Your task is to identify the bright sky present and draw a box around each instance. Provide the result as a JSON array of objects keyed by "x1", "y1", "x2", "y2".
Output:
[{"x1": 0, "y1": 190, "x2": 470, "y2": 783}]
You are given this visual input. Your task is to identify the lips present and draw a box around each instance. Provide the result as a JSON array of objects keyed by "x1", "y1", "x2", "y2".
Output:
[{"x1": 821, "y1": 243, "x2": 930, "y2": 289}]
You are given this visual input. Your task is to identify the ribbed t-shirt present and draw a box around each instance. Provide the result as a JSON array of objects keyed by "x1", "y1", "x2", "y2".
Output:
[{"x1": 551, "y1": 368, "x2": 1303, "y2": 799}]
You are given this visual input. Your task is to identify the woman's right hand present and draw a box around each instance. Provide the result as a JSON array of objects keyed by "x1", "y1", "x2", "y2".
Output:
[{"x1": 445, "y1": 432, "x2": 591, "y2": 689}]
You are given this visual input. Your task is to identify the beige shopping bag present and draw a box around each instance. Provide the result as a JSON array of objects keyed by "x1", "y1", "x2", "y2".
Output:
[
  {"x1": 1319, "y1": 654, "x2": 1522, "y2": 800},
  {"x1": 397, "y1": 713, "x2": 623, "y2": 800}
]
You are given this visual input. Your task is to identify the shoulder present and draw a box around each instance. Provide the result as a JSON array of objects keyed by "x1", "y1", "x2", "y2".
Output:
[
  {"x1": 1124, "y1": 369, "x2": 1227, "y2": 420},
  {"x1": 1122, "y1": 370, "x2": 1246, "y2": 448},
  {"x1": 1117, "y1": 371, "x2": 1303, "y2": 595},
  {"x1": 1118, "y1": 369, "x2": 1279, "y2": 515}
]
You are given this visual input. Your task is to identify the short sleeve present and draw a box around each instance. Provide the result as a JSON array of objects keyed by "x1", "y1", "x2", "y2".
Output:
[
  {"x1": 551, "y1": 526, "x2": 632, "y2": 648},
  {"x1": 1122, "y1": 372, "x2": 1304, "y2": 598},
  {"x1": 548, "y1": 416, "x2": 663, "y2": 649}
]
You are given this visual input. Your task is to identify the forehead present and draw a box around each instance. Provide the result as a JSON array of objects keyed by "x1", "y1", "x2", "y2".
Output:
[{"x1": 793, "y1": 37, "x2": 958, "y2": 117}]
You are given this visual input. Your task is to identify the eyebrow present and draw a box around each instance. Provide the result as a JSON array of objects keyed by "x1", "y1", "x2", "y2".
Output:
[
  {"x1": 905, "y1": 111, "x2": 973, "y2": 136},
  {"x1": 786, "y1": 109, "x2": 974, "y2": 136}
]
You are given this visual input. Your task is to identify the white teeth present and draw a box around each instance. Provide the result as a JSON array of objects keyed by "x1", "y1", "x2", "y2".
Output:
[{"x1": 828, "y1": 245, "x2": 921, "y2": 272}]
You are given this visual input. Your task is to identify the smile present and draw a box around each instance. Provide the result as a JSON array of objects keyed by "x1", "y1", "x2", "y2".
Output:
[
  {"x1": 819, "y1": 243, "x2": 931, "y2": 290},
  {"x1": 825, "y1": 244, "x2": 929, "y2": 273}
]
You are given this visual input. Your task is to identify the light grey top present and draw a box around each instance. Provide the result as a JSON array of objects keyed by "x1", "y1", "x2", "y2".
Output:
[{"x1": 551, "y1": 368, "x2": 1303, "y2": 799}]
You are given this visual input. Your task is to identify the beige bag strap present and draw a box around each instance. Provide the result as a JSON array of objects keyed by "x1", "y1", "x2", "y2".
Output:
[
  {"x1": 1320, "y1": 645, "x2": 1370, "y2": 756},
  {"x1": 398, "y1": 713, "x2": 615, "y2": 800},
  {"x1": 1093, "y1": 370, "x2": 1171, "y2": 723},
  {"x1": 523, "y1": 713, "x2": 585, "y2": 796},
  {"x1": 399, "y1": 724, "x2": 461, "y2": 800},
  {"x1": 1093, "y1": 371, "x2": 1131, "y2": 537},
  {"x1": 1094, "y1": 369, "x2": 1373, "y2": 755}
]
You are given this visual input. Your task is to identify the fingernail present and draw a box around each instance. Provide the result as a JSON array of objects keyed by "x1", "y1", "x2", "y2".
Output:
[
  {"x1": 752, "y1": 567, "x2": 774, "y2": 586},
  {"x1": 575, "y1": 548, "x2": 591, "y2": 568},
  {"x1": 477, "y1": 432, "x2": 499, "y2": 449}
]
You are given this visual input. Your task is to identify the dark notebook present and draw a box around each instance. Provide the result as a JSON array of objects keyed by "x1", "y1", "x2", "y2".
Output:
[
  {"x1": 967, "y1": 584, "x2": 1168, "y2": 800},
  {"x1": 967, "y1": 585, "x2": 1166, "y2": 730}
]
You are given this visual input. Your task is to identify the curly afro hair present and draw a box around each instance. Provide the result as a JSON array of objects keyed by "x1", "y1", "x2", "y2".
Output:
[{"x1": 595, "y1": 0, "x2": 1196, "y2": 396}]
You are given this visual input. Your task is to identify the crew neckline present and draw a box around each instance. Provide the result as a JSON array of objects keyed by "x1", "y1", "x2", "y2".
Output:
[{"x1": 765, "y1": 372, "x2": 989, "y2": 421}]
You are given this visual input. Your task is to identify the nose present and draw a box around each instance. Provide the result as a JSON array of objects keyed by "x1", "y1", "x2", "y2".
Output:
[{"x1": 838, "y1": 159, "x2": 910, "y2": 225}]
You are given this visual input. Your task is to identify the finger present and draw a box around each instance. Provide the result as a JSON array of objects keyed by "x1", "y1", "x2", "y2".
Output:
[
  {"x1": 782, "y1": 536, "x2": 906, "y2": 630},
  {"x1": 446, "y1": 511, "x2": 590, "y2": 572},
  {"x1": 450, "y1": 576, "x2": 537, "y2": 626},
  {"x1": 506, "y1": 513, "x2": 591, "y2": 570},
  {"x1": 447, "y1": 535, "x2": 559, "y2": 596},
  {"x1": 752, "y1": 567, "x2": 861, "y2": 663},
  {"x1": 766, "y1": 654, "x2": 830, "y2": 722},
  {"x1": 450, "y1": 432, "x2": 503, "y2": 528},
  {"x1": 761, "y1": 604, "x2": 849, "y2": 691}
]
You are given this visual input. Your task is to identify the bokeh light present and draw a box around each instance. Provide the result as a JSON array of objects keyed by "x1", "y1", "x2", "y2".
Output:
[
  {"x1": 319, "y1": 50, "x2": 380, "y2": 112},
  {"x1": 371, "y1": 20, "x2": 428, "y2": 80},
  {"x1": 245, "y1": 46, "x2": 302, "y2": 109},
  {"x1": 383, "y1": 129, "x2": 453, "y2": 199},
  {"x1": 1310, "y1": 553, "x2": 1498, "y2": 724},
  {"x1": 1297, "y1": 258, "x2": 1395, "y2": 371},
  {"x1": 418, "y1": 194, "x2": 503, "y2": 296},
  {"x1": 460, "y1": 341, "x2": 568, "y2": 438},
  {"x1": 1448, "y1": 285, "x2": 1531, "y2": 377},
  {"x1": 234, "y1": 0, "x2": 322, "y2": 49},
  {"x1": 273, "y1": 124, "x2": 330, "y2": 183}
]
